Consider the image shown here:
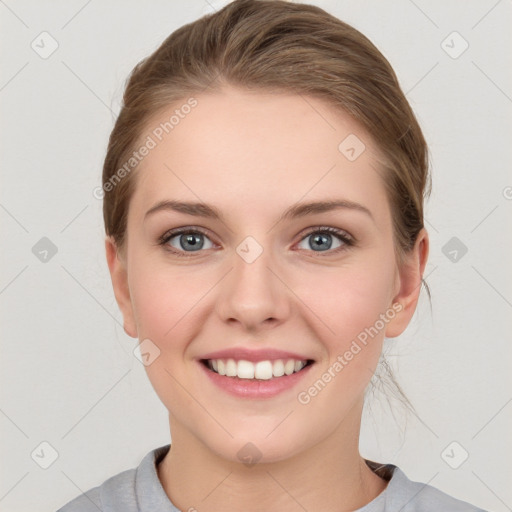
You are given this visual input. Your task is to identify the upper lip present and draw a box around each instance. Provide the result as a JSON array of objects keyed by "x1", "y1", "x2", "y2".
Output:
[{"x1": 199, "y1": 348, "x2": 313, "y2": 363}]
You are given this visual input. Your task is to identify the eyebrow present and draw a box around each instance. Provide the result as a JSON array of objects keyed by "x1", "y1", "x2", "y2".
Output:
[{"x1": 144, "y1": 199, "x2": 373, "y2": 224}]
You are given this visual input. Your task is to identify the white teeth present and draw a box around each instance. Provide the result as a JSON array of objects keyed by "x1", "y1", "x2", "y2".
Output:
[
  {"x1": 284, "y1": 359, "x2": 295, "y2": 375},
  {"x1": 273, "y1": 360, "x2": 285, "y2": 377},
  {"x1": 226, "y1": 358, "x2": 237, "y2": 377},
  {"x1": 206, "y1": 358, "x2": 309, "y2": 380},
  {"x1": 237, "y1": 360, "x2": 255, "y2": 379},
  {"x1": 254, "y1": 361, "x2": 273, "y2": 380}
]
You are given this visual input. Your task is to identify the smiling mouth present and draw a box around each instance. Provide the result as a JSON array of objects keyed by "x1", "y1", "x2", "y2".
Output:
[{"x1": 201, "y1": 358, "x2": 315, "y2": 380}]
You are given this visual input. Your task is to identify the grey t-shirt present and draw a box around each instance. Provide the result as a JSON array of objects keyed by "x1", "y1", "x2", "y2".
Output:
[{"x1": 56, "y1": 444, "x2": 487, "y2": 511}]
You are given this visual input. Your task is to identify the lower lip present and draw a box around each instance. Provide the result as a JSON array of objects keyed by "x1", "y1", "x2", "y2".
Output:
[{"x1": 198, "y1": 361, "x2": 314, "y2": 399}]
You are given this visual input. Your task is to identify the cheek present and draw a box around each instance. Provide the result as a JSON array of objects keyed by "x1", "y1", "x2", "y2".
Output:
[
  {"x1": 296, "y1": 259, "x2": 396, "y2": 347},
  {"x1": 292, "y1": 265, "x2": 394, "y2": 420},
  {"x1": 131, "y1": 277, "x2": 173, "y2": 339},
  {"x1": 128, "y1": 260, "x2": 201, "y2": 342},
  {"x1": 127, "y1": 264, "x2": 204, "y2": 413}
]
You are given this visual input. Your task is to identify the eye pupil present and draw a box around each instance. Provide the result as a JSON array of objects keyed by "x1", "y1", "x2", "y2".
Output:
[
  {"x1": 181, "y1": 233, "x2": 203, "y2": 251},
  {"x1": 310, "y1": 233, "x2": 332, "y2": 251}
]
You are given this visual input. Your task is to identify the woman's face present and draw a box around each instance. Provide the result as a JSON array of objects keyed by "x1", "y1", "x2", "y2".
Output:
[{"x1": 107, "y1": 85, "x2": 427, "y2": 463}]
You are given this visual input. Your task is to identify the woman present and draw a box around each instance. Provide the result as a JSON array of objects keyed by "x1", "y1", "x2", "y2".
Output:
[{"x1": 58, "y1": 1, "x2": 487, "y2": 510}]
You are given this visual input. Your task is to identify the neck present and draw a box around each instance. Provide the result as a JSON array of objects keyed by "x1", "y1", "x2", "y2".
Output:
[{"x1": 157, "y1": 403, "x2": 388, "y2": 512}]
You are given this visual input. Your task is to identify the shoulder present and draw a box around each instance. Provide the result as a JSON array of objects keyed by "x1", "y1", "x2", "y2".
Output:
[
  {"x1": 56, "y1": 445, "x2": 171, "y2": 512},
  {"x1": 56, "y1": 467, "x2": 137, "y2": 511},
  {"x1": 56, "y1": 483, "x2": 102, "y2": 512},
  {"x1": 384, "y1": 466, "x2": 488, "y2": 512}
]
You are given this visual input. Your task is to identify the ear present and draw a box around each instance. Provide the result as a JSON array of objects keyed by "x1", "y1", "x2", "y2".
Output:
[
  {"x1": 105, "y1": 236, "x2": 138, "y2": 338},
  {"x1": 385, "y1": 228, "x2": 429, "y2": 338}
]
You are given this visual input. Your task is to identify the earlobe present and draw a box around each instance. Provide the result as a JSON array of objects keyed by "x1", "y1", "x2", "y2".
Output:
[
  {"x1": 105, "y1": 236, "x2": 138, "y2": 338},
  {"x1": 385, "y1": 228, "x2": 429, "y2": 338}
]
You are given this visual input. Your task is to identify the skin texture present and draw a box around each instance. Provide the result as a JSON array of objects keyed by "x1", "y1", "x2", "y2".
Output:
[{"x1": 106, "y1": 85, "x2": 429, "y2": 512}]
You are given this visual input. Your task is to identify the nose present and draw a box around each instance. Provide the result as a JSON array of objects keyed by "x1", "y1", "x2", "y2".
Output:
[{"x1": 215, "y1": 240, "x2": 291, "y2": 332}]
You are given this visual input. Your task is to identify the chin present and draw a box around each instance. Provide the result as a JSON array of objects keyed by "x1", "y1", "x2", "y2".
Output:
[{"x1": 203, "y1": 428, "x2": 312, "y2": 467}]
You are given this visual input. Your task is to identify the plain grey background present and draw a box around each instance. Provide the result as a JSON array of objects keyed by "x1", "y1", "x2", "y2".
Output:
[{"x1": 1, "y1": 1, "x2": 511, "y2": 511}]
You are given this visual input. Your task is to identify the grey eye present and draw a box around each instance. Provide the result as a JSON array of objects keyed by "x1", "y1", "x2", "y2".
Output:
[
  {"x1": 168, "y1": 232, "x2": 214, "y2": 252},
  {"x1": 297, "y1": 231, "x2": 345, "y2": 252}
]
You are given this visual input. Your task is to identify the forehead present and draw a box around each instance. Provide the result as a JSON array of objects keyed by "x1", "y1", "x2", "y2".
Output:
[{"x1": 129, "y1": 86, "x2": 390, "y2": 225}]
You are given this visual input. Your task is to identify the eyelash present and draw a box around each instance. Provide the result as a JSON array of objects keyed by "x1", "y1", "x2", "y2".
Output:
[{"x1": 157, "y1": 226, "x2": 355, "y2": 258}]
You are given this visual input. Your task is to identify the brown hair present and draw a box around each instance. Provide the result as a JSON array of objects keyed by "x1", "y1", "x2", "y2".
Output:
[{"x1": 102, "y1": 0, "x2": 430, "y2": 267}]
